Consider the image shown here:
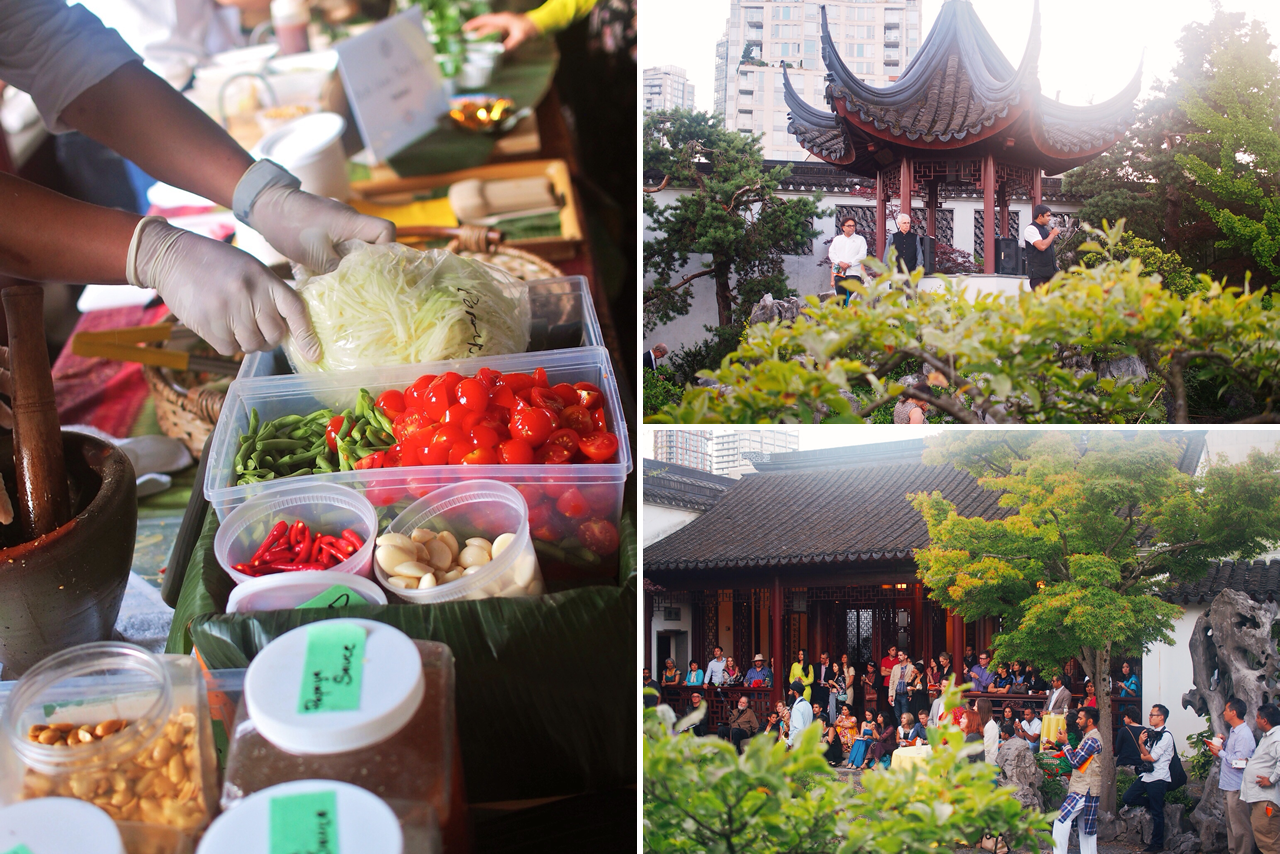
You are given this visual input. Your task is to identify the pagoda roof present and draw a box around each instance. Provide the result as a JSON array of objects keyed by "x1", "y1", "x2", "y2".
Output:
[{"x1": 786, "y1": 0, "x2": 1141, "y2": 177}]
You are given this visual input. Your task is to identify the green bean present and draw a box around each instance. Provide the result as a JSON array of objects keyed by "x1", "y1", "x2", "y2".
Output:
[
  {"x1": 351, "y1": 445, "x2": 380, "y2": 459},
  {"x1": 273, "y1": 414, "x2": 305, "y2": 427},
  {"x1": 278, "y1": 447, "x2": 323, "y2": 466},
  {"x1": 250, "y1": 451, "x2": 263, "y2": 470},
  {"x1": 235, "y1": 436, "x2": 255, "y2": 469},
  {"x1": 371, "y1": 408, "x2": 396, "y2": 435},
  {"x1": 315, "y1": 456, "x2": 335, "y2": 473},
  {"x1": 256, "y1": 424, "x2": 277, "y2": 443},
  {"x1": 257, "y1": 438, "x2": 305, "y2": 452},
  {"x1": 248, "y1": 408, "x2": 260, "y2": 435},
  {"x1": 336, "y1": 414, "x2": 354, "y2": 442},
  {"x1": 282, "y1": 468, "x2": 314, "y2": 478},
  {"x1": 574, "y1": 548, "x2": 601, "y2": 565},
  {"x1": 533, "y1": 540, "x2": 569, "y2": 562}
]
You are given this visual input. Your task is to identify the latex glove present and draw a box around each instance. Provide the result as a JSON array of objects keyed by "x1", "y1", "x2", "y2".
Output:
[
  {"x1": 129, "y1": 218, "x2": 321, "y2": 361},
  {"x1": 246, "y1": 187, "x2": 395, "y2": 274}
]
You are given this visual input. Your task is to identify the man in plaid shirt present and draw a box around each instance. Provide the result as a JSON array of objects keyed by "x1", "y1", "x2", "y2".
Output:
[{"x1": 1053, "y1": 707, "x2": 1104, "y2": 854}]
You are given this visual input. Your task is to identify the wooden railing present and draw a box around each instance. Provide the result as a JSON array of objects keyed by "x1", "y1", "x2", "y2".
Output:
[{"x1": 660, "y1": 685, "x2": 775, "y2": 730}]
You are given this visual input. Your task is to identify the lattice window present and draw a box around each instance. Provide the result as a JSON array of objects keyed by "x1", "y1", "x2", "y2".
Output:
[
  {"x1": 845, "y1": 608, "x2": 875, "y2": 665},
  {"x1": 974, "y1": 210, "x2": 1021, "y2": 248},
  {"x1": 733, "y1": 598, "x2": 753, "y2": 668}
]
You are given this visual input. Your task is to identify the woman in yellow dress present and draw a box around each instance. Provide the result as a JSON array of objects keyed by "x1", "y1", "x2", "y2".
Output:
[
  {"x1": 788, "y1": 648, "x2": 815, "y2": 702},
  {"x1": 834, "y1": 703, "x2": 859, "y2": 754}
]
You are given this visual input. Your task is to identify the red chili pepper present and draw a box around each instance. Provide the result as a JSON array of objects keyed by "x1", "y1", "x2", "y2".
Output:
[
  {"x1": 233, "y1": 563, "x2": 252, "y2": 573},
  {"x1": 289, "y1": 520, "x2": 306, "y2": 547},
  {"x1": 297, "y1": 527, "x2": 312, "y2": 559},
  {"x1": 272, "y1": 562, "x2": 327, "y2": 572},
  {"x1": 317, "y1": 542, "x2": 346, "y2": 563},
  {"x1": 340, "y1": 529, "x2": 365, "y2": 549},
  {"x1": 319, "y1": 549, "x2": 338, "y2": 568},
  {"x1": 310, "y1": 537, "x2": 325, "y2": 563},
  {"x1": 251, "y1": 520, "x2": 289, "y2": 563},
  {"x1": 257, "y1": 546, "x2": 294, "y2": 566}
]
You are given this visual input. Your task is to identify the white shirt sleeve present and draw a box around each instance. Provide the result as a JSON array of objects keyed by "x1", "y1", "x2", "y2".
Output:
[
  {"x1": 1023, "y1": 224, "x2": 1044, "y2": 247},
  {"x1": 0, "y1": 0, "x2": 141, "y2": 133},
  {"x1": 984, "y1": 720, "x2": 1000, "y2": 764}
]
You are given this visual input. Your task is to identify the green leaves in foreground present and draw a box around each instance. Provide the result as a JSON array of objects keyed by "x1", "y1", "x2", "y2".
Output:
[
  {"x1": 648, "y1": 221, "x2": 1280, "y2": 424},
  {"x1": 643, "y1": 681, "x2": 1047, "y2": 854}
]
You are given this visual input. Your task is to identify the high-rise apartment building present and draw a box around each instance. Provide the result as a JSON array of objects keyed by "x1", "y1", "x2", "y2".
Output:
[
  {"x1": 712, "y1": 430, "x2": 800, "y2": 477},
  {"x1": 653, "y1": 430, "x2": 714, "y2": 471},
  {"x1": 643, "y1": 65, "x2": 697, "y2": 112},
  {"x1": 714, "y1": 0, "x2": 924, "y2": 160}
]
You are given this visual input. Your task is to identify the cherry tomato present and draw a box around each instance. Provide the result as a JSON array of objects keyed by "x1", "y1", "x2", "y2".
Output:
[
  {"x1": 510, "y1": 405, "x2": 553, "y2": 447},
  {"x1": 581, "y1": 484, "x2": 619, "y2": 517},
  {"x1": 560, "y1": 405, "x2": 594, "y2": 435},
  {"x1": 554, "y1": 487, "x2": 590, "y2": 519},
  {"x1": 474, "y1": 367, "x2": 503, "y2": 389},
  {"x1": 366, "y1": 482, "x2": 405, "y2": 507},
  {"x1": 578, "y1": 432, "x2": 618, "y2": 462},
  {"x1": 460, "y1": 445, "x2": 499, "y2": 465},
  {"x1": 535, "y1": 443, "x2": 574, "y2": 464},
  {"x1": 542, "y1": 482, "x2": 570, "y2": 499},
  {"x1": 501, "y1": 372, "x2": 535, "y2": 393},
  {"x1": 431, "y1": 423, "x2": 467, "y2": 451},
  {"x1": 420, "y1": 441, "x2": 450, "y2": 466},
  {"x1": 546, "y1": 428, "x2": 581, "y2": 454},
  {"x1": 448, "y1": 442, "x2": 476, "y2": 465},
  {"x1": 491, "y1": 386, "x2": 519, "y2": 409},
  {"x1": 375, "y1": 389, "x2": 406, "y2": 420},
  {"x1": 550, "y1": 383, "x2": 579, "y2": 408},
  {"x1": 527, "y1": 503, "x2": 562, "y2": 541},
  {"x1": 532, "y1": 367, "x2": 550, "y2": 389},
  {"x1": 443, "y1": 403, "x2": 482, "y2": 427},
  {"x1": 531, "y1": 387, "x2": 565, "y2": 413},
  {"x1": 574, "y1": 382, "x2": 603, "y2": 409},
  {"x1": 423, "y1": 380, "x2": 453, "y2": 422},
  {"x1": 576, "y1": 519, "x2": 619, "y2": 555},
  {"x1": 436, "y1": 371, "x2": 463, "y2": 395},
  {"x1": 392, "y1": 407, "x2": 431, "y2": 443},
  {"x1": 497, "y1": 438, "x2": 534, "y2": 465},
  {"x1": 404, "y1": 375, "x2": 436, "y2": 409},
  {"x1": 470, "y1": 424, "x2": 501, "y2": 448},
  {"x1": 457, "y1": 378, "x2": 490, "y2": 412},
  {"x1": 591, "y1": 408, "x2": 608, "y2": 433},
  {"x1": 516, "y1": 483, "x2": 546, "y2": 506},
  {"x1": 384, "y1": 443, "x2": 404, "y2": 467},
  {"x1": 477, "y1": 407, "x2": 511, "y2": 441},
  {"x1": 353, "y1": 450, "x2": 385, "y2": 470},
  {"x1": 325, "y1": 415, "x2": 345, "y2": 453}
]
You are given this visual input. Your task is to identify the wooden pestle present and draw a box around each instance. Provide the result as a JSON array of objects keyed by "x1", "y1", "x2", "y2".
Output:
[{"x1": 3, "y1": 286, "x2": 71, "y2": 539}]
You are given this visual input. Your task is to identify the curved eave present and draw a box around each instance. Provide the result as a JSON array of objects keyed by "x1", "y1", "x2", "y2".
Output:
[
  {"x1": 782, "y1": 62, "x2": 858, "y2": 165},
  {"x1": 644, "y1": 548, "x2": 918, "y2": 573},
  {"x1": 1037, "y1": 56, "x2": 1143, "y2": 125},
  {"x1": 1029, "y1": 59, "x2": 1142, "y2": 165},
  {"x1": 832, "y1": 94, "x2": 1027, "y2": 147}
]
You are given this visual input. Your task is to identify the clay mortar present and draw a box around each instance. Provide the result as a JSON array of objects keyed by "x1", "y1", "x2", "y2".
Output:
[{"x1": 0, "y1": 430, "x2": 137, "y2": 677}]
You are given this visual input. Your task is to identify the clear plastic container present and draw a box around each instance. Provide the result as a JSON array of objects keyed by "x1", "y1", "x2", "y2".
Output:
[
  {"x1": 226, "y1": 570, "x2": 388, "y2": 613},
  {"x1": 0, "y1": 643, "x2": 219, "y2": 854},
  {"x1": 221, "y1": 620, "x2": 465, "y2": 852},
  {"x1": 0, "y1": 798, "x2": 126, "y2": 854},
  {"x1": 206, "y1": 347, "x2": 630, "y2": 588},
  {"x1": 197, "y1": 779, "x2": 437, "y2": 854},
  {"x1": 236, "y1": 276, "x2": 603, "y2": 380},
  {"x1": 377, "y1": 480, "x2": 542, "y2": 604},
  {"x1": 213, "y1": 483, "x2": 378, "y2": 585}
]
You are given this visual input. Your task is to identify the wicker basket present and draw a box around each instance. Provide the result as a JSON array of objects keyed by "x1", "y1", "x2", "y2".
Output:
[
  {"x1": 445, "y1": 224, "x2": 564, "y2": 281},
  {"x1": 142, "y1": 316, "x2": 235, "y2": 459}
]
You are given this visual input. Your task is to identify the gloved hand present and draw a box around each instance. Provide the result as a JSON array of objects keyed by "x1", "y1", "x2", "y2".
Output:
[
  {"x1": 127, "y1": 218, "x2": 321, "y2": 361},
  {"x1": 246, "y1": 186, "x2": 395, "y2": 274}
]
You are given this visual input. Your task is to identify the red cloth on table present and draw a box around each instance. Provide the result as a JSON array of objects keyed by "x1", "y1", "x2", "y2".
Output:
[{"x1": 52, "y1": 303, "x2": 171, "y2": 437}]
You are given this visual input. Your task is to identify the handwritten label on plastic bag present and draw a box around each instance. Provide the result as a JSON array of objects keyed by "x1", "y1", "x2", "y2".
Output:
[{"x1": 298, "y1": 622, "x2": 365, "y2": 713}]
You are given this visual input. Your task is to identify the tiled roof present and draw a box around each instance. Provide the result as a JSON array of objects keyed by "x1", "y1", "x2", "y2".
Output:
[
  {"x1": 642, "y1": 459, "x2": 735, "y2": 512},
  {"x1": 644, "y1": 448, "x2": 1009, "y2": 572},
  {"x1": 1159, "y1": 559, "x2": 1280, "y2": 604}
]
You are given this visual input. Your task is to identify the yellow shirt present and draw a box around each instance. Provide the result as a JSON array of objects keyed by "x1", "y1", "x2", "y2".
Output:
[
  {"x1": 789, "y1": 662, "x2": 814, "y2": 702},
  {"x1": 526, "y1": 0, "x2": 599, "y2": 34}
]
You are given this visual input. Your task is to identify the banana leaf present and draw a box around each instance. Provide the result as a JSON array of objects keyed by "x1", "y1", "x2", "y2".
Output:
[{"x1": 189, "y1": 574, "x2": 635, "y2": 803}]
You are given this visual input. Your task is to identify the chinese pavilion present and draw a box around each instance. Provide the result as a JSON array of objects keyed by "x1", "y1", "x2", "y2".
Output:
[{"x1": 784, "y1": 0, "x2": 1141, "y2": 272}]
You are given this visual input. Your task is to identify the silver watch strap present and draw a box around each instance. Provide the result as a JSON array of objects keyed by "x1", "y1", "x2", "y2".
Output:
[{"x1": 232, "y1": 159, "x2": 301, "y2": 225}]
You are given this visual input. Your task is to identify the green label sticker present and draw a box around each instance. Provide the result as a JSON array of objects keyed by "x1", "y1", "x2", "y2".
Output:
[
  {"x1": 270, "y1": 789, "x2": 339, "y2": 854},
  {"x1": 298, "y1": 622, "x2": 366, "y2": 713},
  {"x1": 3, "y1": 845, "x2": 35, "y2": 854},
  {"x1": 297, "y1": 585, "x2": 366, "y2": 610}
]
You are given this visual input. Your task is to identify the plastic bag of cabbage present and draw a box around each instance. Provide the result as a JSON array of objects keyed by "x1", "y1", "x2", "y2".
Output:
[{"x1": 285, "y1": 241, "x2": 531, "y2": 372}]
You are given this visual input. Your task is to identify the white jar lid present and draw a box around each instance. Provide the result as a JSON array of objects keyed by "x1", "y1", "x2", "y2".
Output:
[
  {"x1": 227, "y1": 570, "x2": 388, "y2": 613},
  {"x1": 0, "y1": 798, "x2": 125, "y2": 854},
  {"x1": 195, "y1": 780, "x2": 403, "y2": 854},
  {"x1": 244, "y1": 618, "x2": 424, "y2": 755}
]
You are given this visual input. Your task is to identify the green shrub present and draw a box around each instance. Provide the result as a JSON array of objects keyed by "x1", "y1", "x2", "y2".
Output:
[
  {"x1": 1186, "y1": 718, "x2": 1215, "y2": 782},
  {"x1": 643, "y1": 366, "x2": 684, "y2": 416},
  {"x1": 1081, "y1": 230, "x2": 1201, "y2": 297}
]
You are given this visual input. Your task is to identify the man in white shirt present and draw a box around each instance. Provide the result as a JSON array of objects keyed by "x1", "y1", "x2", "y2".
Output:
[
  {"x1": 1123, "y1": 704, "x2": 1175, "y2": 852},
  {"x1": 1023, "y1": 204, "x2": 1061, "y2": 289},
  {"x1": 705, "y1": 646, "x2": 727, "y2": 687},
  {"x1": 787, "y1": 679, "x2": 815, "y2": 750},
  {"x1": 1210, "y1": 698, "x2": 1258, "y2": 854},
  {"x1": 1017, "y1": 706, "x2": 1042, "y2": 752},
  {"x1": 829, "y1": 216, "x2": 867, "y2": 304},
  {"x1": 1242, "y1": 703, "x2": 1280, "y2": 854}
]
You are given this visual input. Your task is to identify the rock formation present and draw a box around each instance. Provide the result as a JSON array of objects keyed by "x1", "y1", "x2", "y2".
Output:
[{"x1": 997, "y1": 737, "x2": 1044, "y2": 811}]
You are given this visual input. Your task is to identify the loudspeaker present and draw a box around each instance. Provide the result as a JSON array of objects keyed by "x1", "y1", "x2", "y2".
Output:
[
  {"x1": 995, "y1": 238, "x2": 1021, "y2": 275},
  {"x1": 921, "y1": 235, "x2": 936, "y2": 275}
]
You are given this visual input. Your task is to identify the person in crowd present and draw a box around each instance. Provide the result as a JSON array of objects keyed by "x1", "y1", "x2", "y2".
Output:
[
  {"x1": 813, "y1": 652, "x2": 835, "y2": 714},
  {"x1": 868, "y1": 711, "x2": 897, "y2": 770},
  {"x1": 1083, "y1": 680, "x2": 1098, "y2": 708},
  {"x1": 744, "y1": 653, "x2": 772, "y2": 688},
  {"x1": 909, "y1": 660, "x2": 931, "y2": 721},
  {"x1": 722, "y1": 656, "x2": 743, "y2": 686},
  {"x1": 834, "y1": 702, "x2": 859, "y2": 755},
  {"x1": 706, "y1": 647, "x2": 727, "y2": 686},
  {"x1": 1209, "y1": 698, "x2": 1258, "y2": 854},
  {"x1": 765, "y1": 709, "x2": 783, "y2": 739},
  {"x1": 1017, "y1": 706, "x2": 1042, "y2": 752},
  {"x1": 847, "y1": 709, "x2": 877, "y2": 769},
  {"x1": 962, "y1": 708, "x2": 986, "y2": 764},
  {"x1": 998, "y1": 719, "x2": 1035, "y2": 780},
  {"x1": 813, "y1": 701, "x2": 829, "y2": 727},
  {"x1": 684, "y1": 660, "x2": 704, "y2": 688},
  {"x1": 641, "y1": 343, "x2": 668, "y2": 371},
  {"x1": 898, "y1": 712, "x2": 926, "y2": 747},
  {"x1": 1241, "y1": 703, "x2": 1280, "y2": 854},
  {"x1": 826, "y1": 655, "x2": 848, "y2": 722},
  {"x1": 937, "y1": 651, "x2": 956, "y2": 687},
  {"x1": 977, "y1": 698, "x2": 999, "y2": 765},
  {"x1": 969, "y1": 651, "x2": 996, "y2": 693},
  {"x1": 992, "y1": 663, "x2": 1014, "y2": 694},
  {"x1": 880, "y1": 645, "x2": 899, "y2": 712},
  {"x1": 1123, "y1": 704, "x2": 1175, "y2": 852},
  {"x1": 829, "y1": 216, "x2": 868, "y2": 304},
  {"x1": 862, "y1": 660, "x2": 880, "y2": 716},
  {"x1": 787, "y1": 679, "x2": 814, "y2": 750},
  {"x1": 643, "y1": 667, "x2": 661, "y2": 708},
  {"x1": 1052, "y1": 707, "x2": 1105, "y2": 854},
  {"x1": 964, "y1": 645, "x2": 978, "y2": 671},
  {"x1": 1011, "y1": 661, "x2": 1026, "y2": 686},
  {"x1": 1114, "y1": 705, "x2": 1147, "y2": 773},
  {"x1": 1046, "y1": 673, "x2": 1073, "y2": 715},
  {"x1": 1023, "y1": 204, "x2": 1061, "y2": 290},
  {"x1": 928, "y1": 688, "x2": 948, "y2": 728},
  {"x1": 893, "y1": 382, "x2": 933, "y2": 425},
  {"x1": 790, "y1": 649, "x2": 815, "y2": 703},
  {"x1": 775, "y1": 701, "x2": 790, "y2": 743},
  {"x1": 717, "y1": 694, "x2": 760, "y2": 755},
  {"x1": 661, "y1": 658, "x2": 681, "y2": 686},
  {"x1": 680, "y1": 692, "x2": 710, "y2": 737},
  {"x1": 1025, "y1": 664, "x2": 1049, "y2": 694},
  {"x1": 816, "y1": 702, "x2": 845, "y2": 765},
  {"x1": 1003, "y1": 705, "x2": 1016, "y2": 726},
  {"x1": 1119, "y1": 661, "x2": 1141, "y2": 699},
  {"x1": 889, "y1": 649, "x2": 916, "y2": 718},
  {"x1": 884, "y1": 212, "x2": 925, "y2": 273},
  {"x1": 999, "y1": 720, "x2": 1016, "y2": 745}
]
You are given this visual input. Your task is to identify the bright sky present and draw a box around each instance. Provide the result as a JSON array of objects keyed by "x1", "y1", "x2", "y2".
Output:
[
  {"x1": 639, "y1": 425, "x2": 943, "y2": 459},
  {"x1": 638, "y1": 0, "x2": 1280, "y2": 113}
]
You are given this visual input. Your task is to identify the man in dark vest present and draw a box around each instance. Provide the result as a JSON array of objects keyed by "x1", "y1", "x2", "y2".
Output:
[
  {"x1": 1023, "y1": 204, "x2": 1061, "y2": 289},
  {"x1": 883, "y1": 212, "x2": 925, "y2": 274}
]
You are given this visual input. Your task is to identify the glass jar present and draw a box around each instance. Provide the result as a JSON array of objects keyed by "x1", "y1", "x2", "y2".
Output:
[
  {"x1": 197, "y1": 779, "x2": 437, "y2": 854},
  {"x1": 221, "y1": 620, "x2": 463, "y2": 851},
  {"x1": 0, "y1": 643, "x2": 219, "y2": 854}
]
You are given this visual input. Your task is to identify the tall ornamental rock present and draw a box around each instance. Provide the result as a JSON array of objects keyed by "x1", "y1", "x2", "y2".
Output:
[
  {"x1": 1184, "y1": 589, "x2": 1279, "y2": 853},
  {"x1": 997, "y1": 737, "x2": 1044, "y2": 812}
]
